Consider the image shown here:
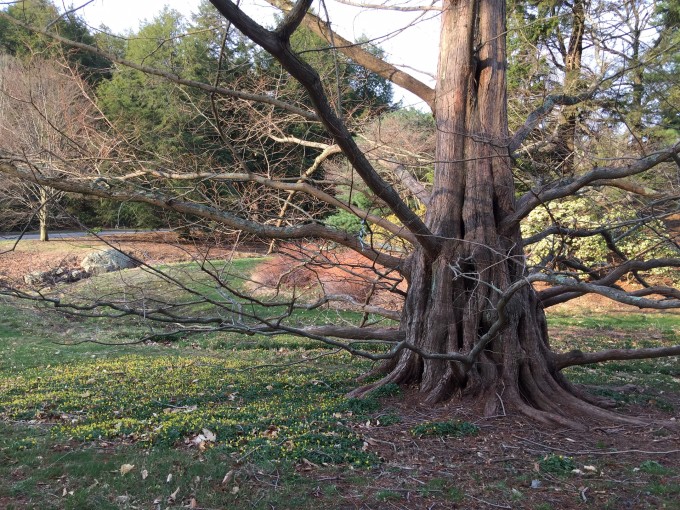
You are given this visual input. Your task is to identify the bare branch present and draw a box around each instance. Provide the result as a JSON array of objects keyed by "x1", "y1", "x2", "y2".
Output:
[
  {"x1": 0, "y1": 158, "x2": 406, "y2": 271},
  {"x1": 333, "y1": 0, "x2": 442, "y2": 12},
  {"x1": 536, "y1": 267, "x2": 680, "y2": 308},
  {"x1": 113, "y1": 165, "x2": 416, "y2": 245},
  {"x1": 387, "y1": 162, "x2": 431, "y2": 206},
  {"x1": 507, "y1": 142, "x2": 680, "y2": 228},
  {"x1": 266, "y1": 0, "x2": 436, "y2": 108},
  {"x1": 554, "y1": 345, "x2": 680, "y2": 371},
  {"x1": 276, "y1": 0, "x2": 314, "y2": 40},
  {"x1": 209, "y1": 0, "x2": 439, "y2": 255},
  {"x1": 509, "y1": 90, "x2": 597, "y2": 153}
]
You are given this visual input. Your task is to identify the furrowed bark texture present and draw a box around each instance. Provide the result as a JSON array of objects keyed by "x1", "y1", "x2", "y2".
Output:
[{"x1": 350, "y1": 0, "x2": 639, "y2": 427}]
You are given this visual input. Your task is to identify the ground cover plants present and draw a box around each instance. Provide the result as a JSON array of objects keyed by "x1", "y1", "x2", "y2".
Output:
[{"x1": 0, "y1": 250, "x2": 678, "y2": 509}]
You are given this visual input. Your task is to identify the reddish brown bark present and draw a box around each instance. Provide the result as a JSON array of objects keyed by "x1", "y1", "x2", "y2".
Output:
[{"x1": 348, "y1": 0, "x2": 648, "y2": 428}]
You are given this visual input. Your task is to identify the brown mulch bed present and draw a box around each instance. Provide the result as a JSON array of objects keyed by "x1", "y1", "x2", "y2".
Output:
[{"x1": 299, "y1": 391, "x2": 680, "y2": 509}]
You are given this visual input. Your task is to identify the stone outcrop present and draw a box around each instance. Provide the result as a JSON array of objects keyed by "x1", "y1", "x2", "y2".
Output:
[{"x1": 80, "y1": 248, "x2": 138, "y2": 275}]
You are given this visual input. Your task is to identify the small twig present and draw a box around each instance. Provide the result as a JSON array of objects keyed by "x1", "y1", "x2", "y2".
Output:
[
  {"x1": 464, "y1": 494, "x2": 512, "y2": 509},
  {"x1": 513, "y1": 436, "x2": 680, "y2": 456}
]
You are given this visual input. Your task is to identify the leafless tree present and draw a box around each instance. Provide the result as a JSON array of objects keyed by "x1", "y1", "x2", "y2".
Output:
[
  {"x1": 0, "y1": 53, "x2": 108, "y2": 239},
  {"x1": 0, "y1": 0, "x2": 679, "y2": 428}
]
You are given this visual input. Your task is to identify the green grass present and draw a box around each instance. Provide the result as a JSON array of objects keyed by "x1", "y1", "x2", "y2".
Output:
[
  {"x1": 0, "y1": 269, "x2": 399, "y2": 509},
  {"x1": 1, "y1": 256, "x2": 680, "y2": 508},
  {"x1": 547, "y1": 312, "x2": 680, "y2": 335},
  {"x1": 538, "y1": 454, "x2": 576, "y2": 475}
]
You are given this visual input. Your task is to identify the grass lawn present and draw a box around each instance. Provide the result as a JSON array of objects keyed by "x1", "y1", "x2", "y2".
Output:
[{"x1": 1, "y1": 259, "x2": 679, "y2": 509}]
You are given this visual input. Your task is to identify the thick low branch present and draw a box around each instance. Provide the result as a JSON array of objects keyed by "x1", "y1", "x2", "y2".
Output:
[
  {"x1": 536, "y1": 269, "x2": 680, "y2": 308},
  {"x1": 0, "y1": 159, "x2": 406, "y2": 271},
  {"x1": 115, "y1": 164, "x2": 414, "y2": 244},
  {"x1": 302, "y1": 325, "x2": 402, "y2": 340},
  {"x1": 589, "y1": 178, "x2": 660, "y2": 196},
  {"x1": 554, "y1": 345, "x2": 680, "y2": 370},
  {"x1": 0, "y1": 11, "x2": 319, "y2": 121},
  {"x1": 302, "y1": 293, "x2": 401, "y2": 320}
]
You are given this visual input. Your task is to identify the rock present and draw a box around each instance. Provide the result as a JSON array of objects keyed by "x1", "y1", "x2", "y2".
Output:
[
  {"x1": 24, "y1": 270, "x2": 54, "y2": 286},
  {"x1": 23, "y1": 267, "x2": 91, "y2": 286},
  {"x1": 80, "y1": 249, "x2": 138, "y2": 275}
]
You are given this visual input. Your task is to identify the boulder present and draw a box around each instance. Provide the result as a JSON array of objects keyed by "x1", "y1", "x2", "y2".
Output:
[{"x1": 80, "y1": 249, "x2": 138, "y2": 275}]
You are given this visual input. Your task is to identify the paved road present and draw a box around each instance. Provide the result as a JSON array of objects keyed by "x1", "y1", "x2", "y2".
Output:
[{"x1": 0, "y1": 230, "x2": 164, "y2": 241}]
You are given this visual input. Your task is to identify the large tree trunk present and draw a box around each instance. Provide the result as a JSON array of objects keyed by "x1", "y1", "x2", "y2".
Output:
[{"x1": 350, "y1": 0, "x2": 638, "y2": 428}]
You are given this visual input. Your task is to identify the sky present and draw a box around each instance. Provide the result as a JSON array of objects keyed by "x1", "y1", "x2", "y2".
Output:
[{"x1": 77, "y1": 0, "x2": 441, "y2": 109}]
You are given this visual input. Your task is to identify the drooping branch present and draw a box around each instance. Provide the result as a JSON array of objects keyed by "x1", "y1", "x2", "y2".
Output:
[
  {"x1": 113, "y1": 164, "x2": 415, "y2": 245},
  {"x1": 267, "y1": 0, "x2": 437, "y2": 109},
  {"x1": 536, "y1": 266, "x2": 680, "y2": 308},
  {"x1": 0, "y1": 11, "x2": 319, "y2": 122},
  {"x1": 209, "y1": 0, "x2": 439, "y2": 256},
  {"x1": 506, "y1": 142, "x2": 680, "y2": 228},
  {"x1": 0, "y1": 158, "x2": 406, "y2": 271}
]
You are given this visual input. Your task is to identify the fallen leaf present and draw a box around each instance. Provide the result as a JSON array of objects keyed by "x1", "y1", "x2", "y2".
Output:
[
  {"x1": 222, "y1": 470, "x2": 235, "y2": 485},
  {"x1": 264, "y1": 425, "x2": 278, "y2": 439},
  {"x1": 119, "y1": 464, "x2": 135, "y2": 475},
  {"x1": 166, "y1": 473, "x2": 173, "y2": 483},
  {"x1": 189, "y1": 497, "x2": 198, "y2": 508},
  {"x1": 168, "y1": 486, "x2": 180, "y2": 503},
  {"x1": 141, "y1": 469, "x2": 148, "y2": 480},
  {"x1": 583, "y1": 465, "x2": 597, "y2": 472},
  {"x1": 202, "y1": 428, "x2": 216, "y2": 442}
]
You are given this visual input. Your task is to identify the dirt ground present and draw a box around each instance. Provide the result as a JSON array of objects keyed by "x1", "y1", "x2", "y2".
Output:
[{"x1": 322, "y1": 393, "x2": 680, "y2": 509}]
